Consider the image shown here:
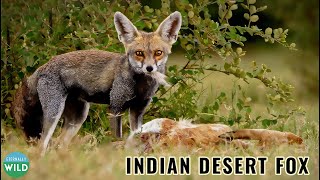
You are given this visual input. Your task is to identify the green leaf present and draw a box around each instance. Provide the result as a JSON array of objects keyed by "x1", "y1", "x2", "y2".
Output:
[
  {"x1": 235, "y1": 26, "x2": 245, "y2": 35},
  {"x1": 213, "y1": 101, "x2": 219, "y2": 111},
  {"x1": 230, "y1": 4, "x2": 238, "y2": 10},
  {"x1": 203, "y1": 38, "x2": 209, "y2": 45},
  {"x1": 249, "y1": 5, "x2": 257, "y2": 14},
  {"x1": 152, "y1": 97, "x2": 159, "y2": 103},
  {"x1": 186, "y1": 44, "x2": 193, "y2": 50},
  {"x1": 188, "y1": 11, "x2": 194, "y2": 18},
  {"x1": 250, "y1": 15, "x2": 259, "y2": 22},
  {"x1": 237, "y1": 102, "x2": 243, "y2": 111},
  {"x1": 243, "y1": 27, "x2": 255, "y2": 36},
  {"x1": 246, "y1": 72, "x2": 253, "y2": 78},
  {"x1": 233, "y1": 58, "x2": 241, "y2": 65},
  {"x1": 226, "y1": 11, "x2": 232, "y2": 19},
  {"x1": 227, "y1": 119, "x2": 235, "y2": 126},
  {"x1": 257, "y1": 6, "x2": 268, "y2": 12},
  {"x1": 168, "y1": 65, "x2": 177, "y2": 72},
  {"x1": 26, "y1": 66, "x2": 35, "y2": 73},
  {"x1": 220, "y1": 92, "x2": 226, "y2": 97},
  {"x1": 244, "y1": 13, "x2": 250, "y2": 20},
  {"x1": 265, "y1": 27, "x2": 273, "y2": 35},
  {"x1": 18, "y1": 72, "x2": 24, "y2": 79},
  {"x1": 247, "y1": 0, "x2": 256, "y2": 4},
  {"x1": 224, "y1": 62, "x2": 231, "y2": 70},
  {"x1": 241, "y1": 3, "x2": 249, "y2": 10},
  {"x1": 261, "y1": 119, "x2": 277, "y2": 128}
]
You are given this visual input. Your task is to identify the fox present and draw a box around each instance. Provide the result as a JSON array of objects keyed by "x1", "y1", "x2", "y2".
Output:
[
  {"x1": 125, "y1": 118, "x2": 304, "y2": 153},
  {"x1": 11, "y1": 11, "x2": 182, "y2": 155}
]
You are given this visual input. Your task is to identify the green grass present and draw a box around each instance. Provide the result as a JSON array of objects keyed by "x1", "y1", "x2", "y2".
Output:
[{"x1": 1, "y1": 47, "x2": 319, "y2": 180}]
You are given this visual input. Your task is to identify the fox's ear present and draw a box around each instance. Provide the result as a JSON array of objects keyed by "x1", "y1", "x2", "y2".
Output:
[
  {"x1": 114, "y1": 12, "x2": 139, "y2": 44},
  {"x1": 156, "y1": 11, "x2": 182, "y2": 44}
]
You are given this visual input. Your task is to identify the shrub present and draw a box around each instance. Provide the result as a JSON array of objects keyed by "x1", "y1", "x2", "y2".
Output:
[{"x1": 1, "y1": 0, "x2": 305, "y2": 142}]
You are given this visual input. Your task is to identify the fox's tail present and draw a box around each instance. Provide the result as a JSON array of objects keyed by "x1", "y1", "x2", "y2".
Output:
[{"x1": 11, "y1": 74, "x2": 43, "y2": 139}]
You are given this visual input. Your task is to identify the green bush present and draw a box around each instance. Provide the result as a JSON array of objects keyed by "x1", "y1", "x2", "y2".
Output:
[{"x1": 1, "y1": 0, "x2": 305, "y2": 142}]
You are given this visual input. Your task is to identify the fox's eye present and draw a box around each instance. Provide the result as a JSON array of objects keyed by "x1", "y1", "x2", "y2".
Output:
[
  {"x1": 135, "y1": 51, "x2": 144, "y2": 56},
  {"x1": 155, "y1": 50, "x2": 163, "y2": 56}
]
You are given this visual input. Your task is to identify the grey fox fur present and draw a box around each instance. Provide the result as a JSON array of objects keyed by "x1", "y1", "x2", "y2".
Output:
[{"x1": 11, "y1": 11, "x2": 182, "y2": 155}]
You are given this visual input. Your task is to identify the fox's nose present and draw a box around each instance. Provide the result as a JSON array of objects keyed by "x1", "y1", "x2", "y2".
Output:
[{"x1": 146, "y1": 66, "x2": 153, "y2": 72}]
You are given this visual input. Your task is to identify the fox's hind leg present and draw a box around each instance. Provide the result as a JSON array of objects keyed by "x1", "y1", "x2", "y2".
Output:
[
  {"x1": 218, "y1": 129, "x2": 303, "y2": 149},
  {"x1": 58, "y1": 96, "x2": 90, "y2": 148},
  {"x1": 37, "y1": 77, "x2": 67, "y2": 156}
]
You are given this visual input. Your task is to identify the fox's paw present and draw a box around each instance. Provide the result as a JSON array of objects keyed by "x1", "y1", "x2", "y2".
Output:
[{"x1": 218, "y1": 131, "x2": 235, "y2": 141}]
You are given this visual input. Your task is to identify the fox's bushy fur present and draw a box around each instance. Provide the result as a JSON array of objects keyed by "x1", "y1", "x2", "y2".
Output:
[{"x1": 11, "y1": 11, "x2": 182, "y2": 155}]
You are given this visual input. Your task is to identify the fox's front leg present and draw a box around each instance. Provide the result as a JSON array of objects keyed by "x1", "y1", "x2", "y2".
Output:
[
  {"x1": 109, "y1": 112, "x2": 123, "y2": 138},
  {"x1": 109, "y1": 100, "x2": 126, "y2": 139},
  {"x1": 129, "y1": 98, "x2": 152, "y2": 131},
  {"x1": 109, "y1": 76, "x2": 135, "y2": 138}
]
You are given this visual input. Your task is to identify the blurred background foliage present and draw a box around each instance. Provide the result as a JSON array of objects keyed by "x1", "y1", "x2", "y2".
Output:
[{"x1": 1, "y1": 0, "x2": 318, "y2": 143}]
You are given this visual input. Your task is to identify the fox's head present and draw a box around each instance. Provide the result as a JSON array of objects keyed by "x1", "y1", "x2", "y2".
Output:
[{"x1": 114, "y1": 11, "x2": 182, "y2": 76}]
